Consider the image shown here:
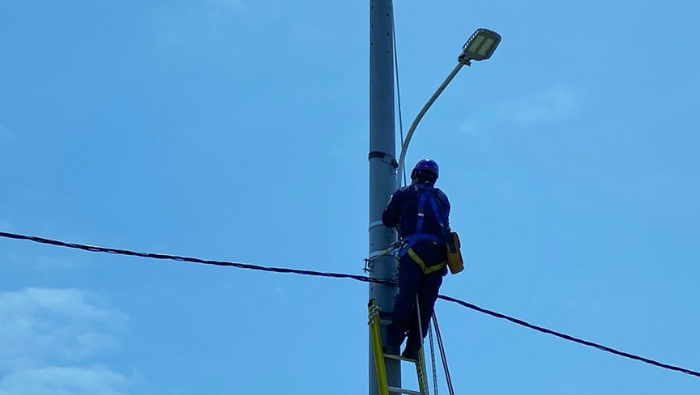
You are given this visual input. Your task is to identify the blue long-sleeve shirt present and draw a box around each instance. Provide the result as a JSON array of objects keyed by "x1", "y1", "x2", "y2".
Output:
[{"x1": 382, "y1": 182, "x2": 451, "y2": 266}]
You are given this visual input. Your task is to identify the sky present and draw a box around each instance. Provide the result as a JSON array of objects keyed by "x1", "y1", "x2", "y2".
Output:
[{"x1": 0, "y1": 0, "x2": 699, "y2": 394}]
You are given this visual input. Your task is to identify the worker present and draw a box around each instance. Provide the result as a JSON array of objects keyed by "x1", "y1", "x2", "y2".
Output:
[{"x1": 381, "y1": 158, "x2": 451, "y2": 360}]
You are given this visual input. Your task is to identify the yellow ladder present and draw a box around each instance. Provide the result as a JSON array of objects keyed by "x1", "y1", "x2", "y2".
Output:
[{"x1": 369, "y1": 299, "x2": 430, "y2": 395}]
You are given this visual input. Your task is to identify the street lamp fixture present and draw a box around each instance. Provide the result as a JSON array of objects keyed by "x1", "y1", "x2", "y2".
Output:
[
  {"x1": 459, "y1": 28, "x2": 502, "y2": 64},
  {"x1": 396, "y1": 28, "x2": 502, "y2": 184}
]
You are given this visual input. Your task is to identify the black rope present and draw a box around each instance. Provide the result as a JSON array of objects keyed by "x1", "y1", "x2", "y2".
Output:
[
  {"x1": 433, "y1": 313, "x2": 455, "y2": 395},
  {"x1": 1, "y1": 230, "x2": 699, "y2": 379}
]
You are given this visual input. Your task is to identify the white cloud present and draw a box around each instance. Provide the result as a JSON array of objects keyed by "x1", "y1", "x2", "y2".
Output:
[
  {"x1": 208, "y1": 0, "x2": 245, "y2": 13},
  {"x1": 458, "y1": 119, "x2": 479, "y2": 135},
  {"x1": 151, "y1": 1, "x2": 246, "y2": 50},
  {"x1": 0, "y1": 288, "x2": 131, "y2": 395},
  {"x1": 509, "y1": 85, "x2": 576, "y2": 125},
  {"x1": 0, "y1": 367, "x2": 128, "y2": 395},
  {"x1": 0, "y1": 220, "x2": 13, "y2": 231},
  {"x1": 0, "y1": 249, "x2": 82, "y2": 273},
  {"x1": 0, "y1": 124, "x2": 16, "y2": 145},
  {"x1": 459, "y1": 85, "x2": 577, "y2": 134},
  {"x1": 0, "y1": 288, "x2": 126, "y2": 368},
  {"x1": 16, "y1": 187, "x2": 44, "y2": 204},
  {"x1": 274, "y1": 284, "x2": 289, "y2": 304}
]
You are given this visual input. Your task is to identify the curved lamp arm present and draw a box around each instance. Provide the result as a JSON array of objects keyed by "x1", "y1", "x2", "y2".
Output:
[
  {"x1": 396, "y1": 62, "x2": 466, "y2": 185},
  {"x1": 396, "y1": 28, "x2": 501, "y2": 186}
]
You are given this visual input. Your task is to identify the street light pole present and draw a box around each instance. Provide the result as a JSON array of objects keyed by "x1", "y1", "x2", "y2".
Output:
[{"x1": 368, "y1": 1, "x2": 400, "y2": 395}]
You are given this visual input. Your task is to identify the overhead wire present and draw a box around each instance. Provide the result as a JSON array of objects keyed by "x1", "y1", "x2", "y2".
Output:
[
  {"x1": 0, "y1": 231, "x2": 391, "y2": 285},
  {"x1": 391, "y1": 8, "x2": 408, "y2": 187},
  {"x1": 1, "y1": 230, "x2": 699, "y2": 379}
]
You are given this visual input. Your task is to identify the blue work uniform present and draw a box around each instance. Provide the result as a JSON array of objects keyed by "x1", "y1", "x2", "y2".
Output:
[{"x1": 382, "y1": 181, "x2": 451, "y2": 356}]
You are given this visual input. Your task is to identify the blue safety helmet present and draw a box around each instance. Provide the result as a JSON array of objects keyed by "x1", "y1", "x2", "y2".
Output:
[{"x1": 411, "y1": 159, "x2": 439, "y2": 182}]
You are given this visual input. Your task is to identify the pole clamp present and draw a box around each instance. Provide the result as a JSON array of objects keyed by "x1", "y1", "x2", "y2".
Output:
[
  {"x1": 368, "y1": 220, "x2": 385, "y2": 232},
  {"x1": 368, "y1": 151, "x2": 399, "y2": 169}
]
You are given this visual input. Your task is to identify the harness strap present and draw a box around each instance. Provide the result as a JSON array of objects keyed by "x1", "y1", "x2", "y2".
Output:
[
  {"x1": 401, "y1": 187, "x2": 449, "y2": 275},
  {"x1": 404, "y1": 233, "x2": 443, "y2": 244},
  {"x1": 416, "y1": 193, "x2": 427, "y2": 234},
  {"x1": 428, "y1": 195, "x2": 445, "y2": 228},
  {"x1": 407, "y1": 248, "x2": 447, "y2": 275}
]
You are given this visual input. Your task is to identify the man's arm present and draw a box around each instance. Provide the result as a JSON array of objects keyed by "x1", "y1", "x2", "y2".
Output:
[
  {"x1": 382, "y1": 189, "x2": 403, "y2": 228},
  {"x1": 436, "y1": 189, "x2": 451, "y2": 229}
]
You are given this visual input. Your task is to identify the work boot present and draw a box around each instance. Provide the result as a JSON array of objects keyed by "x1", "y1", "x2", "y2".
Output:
[{"x1": 382, "y1": 344, "x2": 401, "y2": 356}]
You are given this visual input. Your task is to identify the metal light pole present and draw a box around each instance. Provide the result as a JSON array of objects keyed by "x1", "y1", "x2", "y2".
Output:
[{"x1": 368, "y1": 0, "x2": 400, "y2": 394}]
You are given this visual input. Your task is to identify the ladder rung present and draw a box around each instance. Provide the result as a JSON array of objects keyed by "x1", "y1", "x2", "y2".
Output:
[
  {"x1": 380, "y1": 319, "x2": 392, "y2": 325},
  {"x1": 384, "y1": 354, "x2": 417, "y2": 363},
  {"x1": 388, "y1": 386, "x2": 422, "y2": 395}
]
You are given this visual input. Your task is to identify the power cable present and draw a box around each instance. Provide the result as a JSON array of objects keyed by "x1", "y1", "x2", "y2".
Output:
[{"x1": 1, "y1": 230, "x2": 698, "y2": 379}]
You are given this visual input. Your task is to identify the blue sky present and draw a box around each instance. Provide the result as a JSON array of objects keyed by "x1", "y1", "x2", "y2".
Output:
[{"x1": 1, "y1": 0, "x2": 699, "y2": 394}]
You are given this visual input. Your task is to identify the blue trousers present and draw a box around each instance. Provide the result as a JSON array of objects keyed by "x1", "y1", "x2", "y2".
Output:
[{"x1": 385, "y1": 255, "x2": 444, "y2": 353}]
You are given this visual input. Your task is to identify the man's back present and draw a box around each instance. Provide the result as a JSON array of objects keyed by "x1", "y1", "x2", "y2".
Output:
[
  {"x1": 382, "y1": 182, "x2": 451, "y2": 267},
  {"x1": 382, "y1": 183, "x2": 450, "y2": 237}
]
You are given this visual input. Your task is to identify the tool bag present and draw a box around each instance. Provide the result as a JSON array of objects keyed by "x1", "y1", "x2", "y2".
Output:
[{"x1": 445, "y1": 231, "x2": 463, "y2": 274}]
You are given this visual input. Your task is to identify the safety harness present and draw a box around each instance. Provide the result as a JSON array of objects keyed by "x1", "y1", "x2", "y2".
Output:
[{"x1": 400, "y1": 187, "x2": 448, "y2": 275}]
